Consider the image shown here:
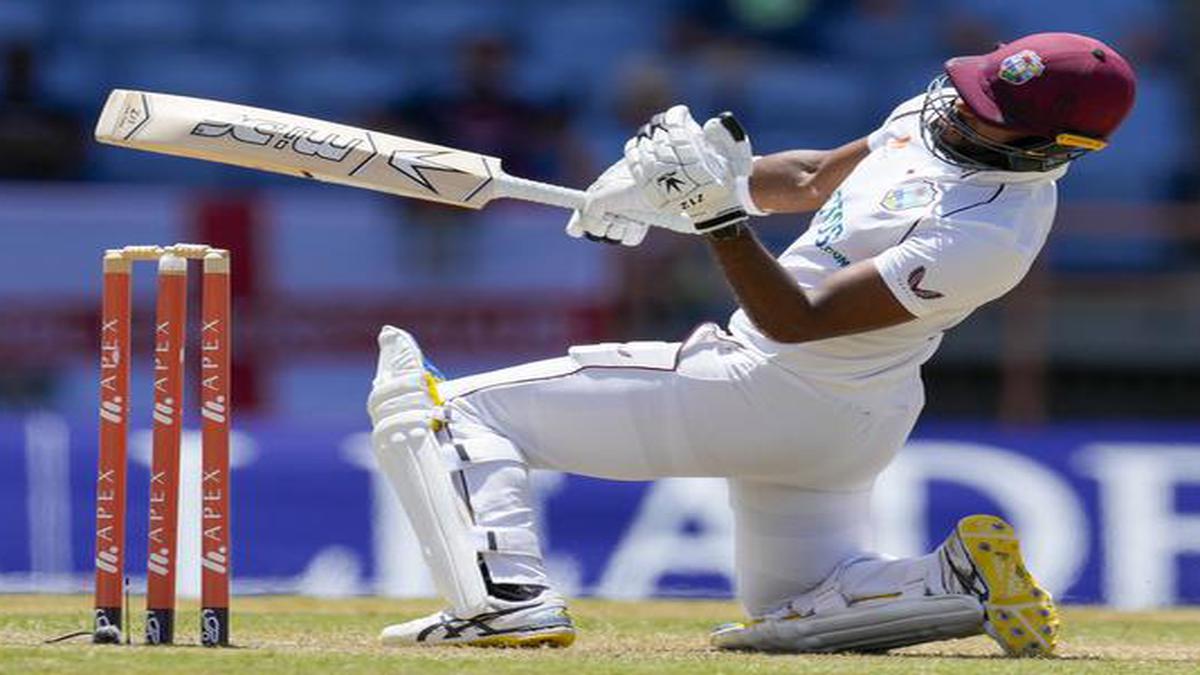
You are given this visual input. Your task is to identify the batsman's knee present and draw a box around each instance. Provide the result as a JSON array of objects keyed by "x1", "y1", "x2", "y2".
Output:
[
  {"x1": 366, "y1": 325, "x2": 544, "y2": 617},
  {"x1": 367, "y1": 326, "x2": 439, "y2": 427}
]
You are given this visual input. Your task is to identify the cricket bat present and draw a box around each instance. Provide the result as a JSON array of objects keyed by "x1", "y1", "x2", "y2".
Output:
[{"x1": 95, "y1": 89, "x2": 619, "y2": 215}]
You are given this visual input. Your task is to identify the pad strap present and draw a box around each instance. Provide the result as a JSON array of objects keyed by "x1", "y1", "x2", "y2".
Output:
[
  {"x1": 439, "y1": 435, "x2": 523, "y2": 470},
  {"x1": 436, "y1": 434, "x2": 541, "y2": 558},
  {"x1": 472, "y1": 527, "x2": 543, "y2": 558}
]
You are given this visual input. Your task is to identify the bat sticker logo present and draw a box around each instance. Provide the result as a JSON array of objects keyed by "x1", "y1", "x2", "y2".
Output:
[
  {"x1": 387, "y1": 149, "x2": 468, "y2": 195},
  {"x1": 191, "y1": 116, "x2": 362, "y2": 162},
  {"x1": 113, "y1": 92, "x2": 152, "y2": 140}
]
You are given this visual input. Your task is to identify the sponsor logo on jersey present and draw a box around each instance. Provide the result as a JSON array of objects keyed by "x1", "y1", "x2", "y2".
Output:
[
  {"x1": 907, "y1": 266, "x2": 944, "y2": 300},
  {"x1": 817, "y1": 242, "x2": 851, "y2": 267},
  {"x1": 814, "y1": 190, "x2": 845, "y2": 246},
  {"x1": 881, "y1": 181, "x2": 937, "y2": 212},
  {"x1": 812, "y1": 189, "x2": 852, "y2": 266},
  {"x1": 998, "y1": 50, "x2": 1046, "y2": 85}
]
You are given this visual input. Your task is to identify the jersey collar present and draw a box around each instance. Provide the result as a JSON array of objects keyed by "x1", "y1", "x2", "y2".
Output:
[{"x1": 958, "y1": 162, "x2": 1069, "y2": 185}]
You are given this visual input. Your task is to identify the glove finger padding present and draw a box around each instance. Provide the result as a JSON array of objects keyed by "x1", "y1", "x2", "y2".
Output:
[
  {"x1": 605, "y1": 219, "x2": 628, "y2": 244},
  {"x1": 566, "y1": 158, "x2": 641, "y2": 245},
  {"x1": 567, "y1": 212, "x2": 651, "y2": 247},
  {"x1": 664, "y1": 105, "x2": 700, "y2": 136},
  {"x1": 566, "y1": 158, "x2": 659, "y2": 246},
  {"x1": 565, "y1": 209, "x2": 589, "y2": 239},
  {"x1": 629, "y1": 105, "x2": 688, "y2": 149},
  {"x1": 702, "y1": 113, "x2": 753, "y2": 179},
  {"x1": 623, "y1": 223, "x2": 648, "y2": 246},
  {"x1": 624, "y1": 129, "x2": 701, "y2": 216},
  {"x1": 572, "y1": 105, "x2": 755, "y2": 242},
  {"x1": 623, "y1": 106, "x2": 752, "y2": 233},
  {"x1": 567, "y1": 209, "x2": 623, "y2": 246},
  {"x1": 607, "y1": 213, "x2": 650, "y2": 246}
]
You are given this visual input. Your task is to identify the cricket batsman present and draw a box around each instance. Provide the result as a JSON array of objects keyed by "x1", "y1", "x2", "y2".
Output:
[{"x1": 366, "y1": 33, "x2": 1135, "y2": 654}]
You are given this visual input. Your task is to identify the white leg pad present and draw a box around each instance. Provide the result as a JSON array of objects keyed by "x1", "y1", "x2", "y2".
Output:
[
  {"x1": 711, "y1": 595, "x2": 984, "y2": 653},
  {"x1": 368, "y1": 327, "x2": 490, "y2": 617}
]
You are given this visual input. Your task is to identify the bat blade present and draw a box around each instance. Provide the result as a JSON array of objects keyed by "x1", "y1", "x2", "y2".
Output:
[{"x1": 94, "y1": 89, "x2": 503, "y2": 209}]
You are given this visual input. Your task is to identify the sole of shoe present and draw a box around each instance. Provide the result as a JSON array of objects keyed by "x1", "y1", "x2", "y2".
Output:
[
  {"x1": 466, "y1": 627, "x2": 577, "y2": 648},
  {"x1": 954, "y1": 514, "x2": 1058, "y2": 657}
]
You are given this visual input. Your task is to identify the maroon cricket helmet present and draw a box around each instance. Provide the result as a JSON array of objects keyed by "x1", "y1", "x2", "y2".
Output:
[{"x1": 945, "y1": 32, "x2": 1137, "y2": 147}]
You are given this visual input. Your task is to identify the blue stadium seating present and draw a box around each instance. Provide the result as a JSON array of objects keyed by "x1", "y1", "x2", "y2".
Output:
[
  {"x1": 824, "y1": 4, "x2": 943, "y2": 64},
  {"x1": 738, "y1": 58, "x2": 872, "y2": 149},
  {"x1": 218, "y1": 0, "x2": 353, "y2": 50},
  {"x1": 72, "y1": 0, "x2": 204, "y2": 46},
  {"x1": 38, "y1": 46, "x2": 113, "y2": 111},
  {"x1": 1060, "y1": 72, "x2": 1192, "y2": 202},
  {"x1": 365, "y1": 2, "x2": 512, "y2": 54},
  {"x1": 266, "y1": 51, "x2": 412, "y2": 117},
  {"x1": 0, "y1": 0, "x2": 49, "y2": 43},
  {"x1": 357, "y1": 2, "x2": 515, "y2": 91},
  {"x1": 521, "y1": 3, "x2": 665, "y2": 82},
  {"x1": 113, "y1": 49, "x2": 260, "y2": 103},
  {"x1": 4, "y1": 0, "x2": 1180, "y2": 213},
  {"x1": 947, "y1": 0, "x2": 1166, "y2": 43}
]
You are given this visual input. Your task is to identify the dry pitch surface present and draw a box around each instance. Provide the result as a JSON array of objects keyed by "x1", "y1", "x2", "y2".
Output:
[{"x1": 2, "y1": 595, "x2": 1199, "y2": 673}]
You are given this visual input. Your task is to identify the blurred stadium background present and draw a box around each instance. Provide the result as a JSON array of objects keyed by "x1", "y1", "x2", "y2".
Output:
[{"x1": 1, "y1": 0, "x2": 1198, "y2": 610}]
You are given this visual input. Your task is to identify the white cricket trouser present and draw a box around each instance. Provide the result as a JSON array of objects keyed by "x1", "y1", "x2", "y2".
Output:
[{"x1": 437, "y1": 323, "x2": 926, "y2": 616}]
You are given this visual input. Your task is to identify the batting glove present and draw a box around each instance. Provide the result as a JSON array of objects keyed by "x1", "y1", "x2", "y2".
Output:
[
  {"x1": 625, "y1": 105, "x2": 754, "y2": 235},
  {"x1": 566, "y1": 106, "x2": 755, "y2": 244},
  {"x1": 564, "y1": 159, "x2": 663, "y2": 246}
]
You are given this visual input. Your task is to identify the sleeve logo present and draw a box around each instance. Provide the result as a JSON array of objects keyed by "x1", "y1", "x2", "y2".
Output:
[{"x1": 907, "y1": 266, "x2": 944, "y2": 300}]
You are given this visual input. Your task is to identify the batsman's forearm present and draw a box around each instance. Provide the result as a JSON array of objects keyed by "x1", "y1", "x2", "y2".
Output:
[
  {"x1": 708, "y1": 225, "x2": 917, "y2": 343},
  {"x1": 707, "y1": 227, "x2": 820, "y2": 343},
  {"x1": 748, "y1": 138, "x2": 870, "y2": 214}
]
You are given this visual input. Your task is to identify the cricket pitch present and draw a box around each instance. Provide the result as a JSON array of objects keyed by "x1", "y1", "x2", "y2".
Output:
[{"x1": 3, "y1": 595, "x2": 1199, "y2": 673}]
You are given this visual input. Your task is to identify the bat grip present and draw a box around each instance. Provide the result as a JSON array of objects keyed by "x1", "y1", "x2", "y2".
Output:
[
  {"x1": 494, "y1": 174, "x2": 687, "y2": 230},
  {"x1": 494, "y1": 175, "x2": 587, "y2": 211}
]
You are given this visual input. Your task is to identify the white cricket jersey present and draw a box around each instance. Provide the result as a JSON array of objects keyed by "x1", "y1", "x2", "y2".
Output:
[{"x1": 729, "y1": 94, "x2": 1069, "y2": 385}]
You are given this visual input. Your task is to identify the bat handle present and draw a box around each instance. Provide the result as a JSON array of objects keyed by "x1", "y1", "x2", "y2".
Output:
[
  {"x1": 494, "y1": 174, "x2": 587, "y2": 211},
  {"x1": 494, "y1": 174, "x2": 689, "y2": 231}
]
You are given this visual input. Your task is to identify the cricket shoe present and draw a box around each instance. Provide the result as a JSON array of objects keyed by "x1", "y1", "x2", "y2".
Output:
[
  {"x1": 938, "y1": 514, "x2": 1059, "y2": 657},
  {"x1": 379, "y1": 595, "x2": 576, "y2": 648}
]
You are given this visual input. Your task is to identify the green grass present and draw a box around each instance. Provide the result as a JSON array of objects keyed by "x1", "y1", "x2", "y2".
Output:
[{"x1": 2, "y1": 595, "x2": 1199, "y2": 673}]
